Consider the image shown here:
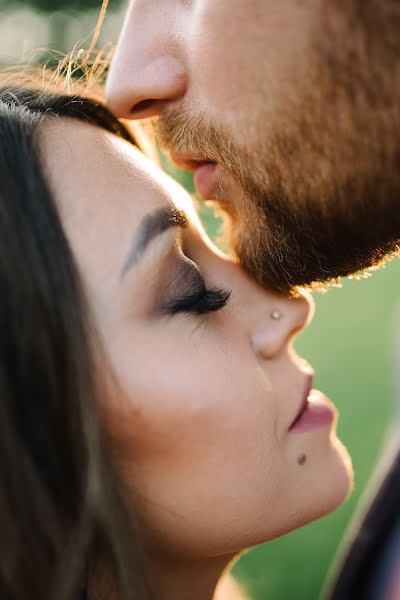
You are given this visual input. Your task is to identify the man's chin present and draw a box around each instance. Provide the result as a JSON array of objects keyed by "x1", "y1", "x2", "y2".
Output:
[{"x1": 238, "y1": 238, "x2": 400, "y2": 295}]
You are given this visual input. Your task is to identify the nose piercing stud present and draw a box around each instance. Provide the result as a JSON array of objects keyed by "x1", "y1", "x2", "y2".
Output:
[{"x1": 270, "y1": 309, "x2": 283, "y2": 320}]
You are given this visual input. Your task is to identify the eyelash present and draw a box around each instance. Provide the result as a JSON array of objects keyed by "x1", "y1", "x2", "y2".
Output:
[{"x1": 165, "y1": 284, "x2": 231, "y2": 316}]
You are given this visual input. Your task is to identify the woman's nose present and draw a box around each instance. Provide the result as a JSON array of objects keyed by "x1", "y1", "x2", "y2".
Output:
[
  {"x1": 106, "y1": 5, "x2": 187, "y2": 120},
  {"x1": 250, "y1": 291, "x2": 315, "y2": 360}
]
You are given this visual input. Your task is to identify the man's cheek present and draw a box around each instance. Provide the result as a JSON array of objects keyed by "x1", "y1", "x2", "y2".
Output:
[{"x1": 189, "y1": 6, "x2": 257, "y2": 109}]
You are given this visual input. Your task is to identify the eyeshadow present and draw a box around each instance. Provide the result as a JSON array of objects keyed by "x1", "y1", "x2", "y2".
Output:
[{"x1": 163, "y1": 256, "x2": 205, "y2": 302}]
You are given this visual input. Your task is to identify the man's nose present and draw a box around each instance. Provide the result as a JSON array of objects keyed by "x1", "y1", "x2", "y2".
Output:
[
  {"x1": 251, "y1": 292, "x2": 315, "y2": 361},
  {"x1": 106, "y1": 7, "x2": 187, "y2": 119}
]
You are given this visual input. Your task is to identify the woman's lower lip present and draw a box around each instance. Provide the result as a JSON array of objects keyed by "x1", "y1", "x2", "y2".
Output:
[
  {"x1": 289, "y1": 390, "x2": 335, "y2": 433},
  {"x1": 193, "y1": 162, "x2": 219, "y2": 199}
]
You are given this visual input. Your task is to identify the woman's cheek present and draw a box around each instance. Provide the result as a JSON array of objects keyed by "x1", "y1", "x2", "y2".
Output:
[{"x1": 111, "y1": 370, "x2": 239, "y2": 462}]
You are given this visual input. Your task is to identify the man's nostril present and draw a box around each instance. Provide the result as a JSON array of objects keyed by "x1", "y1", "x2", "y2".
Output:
[
  {"x1": 131, "y1": 98, "x2": 168, "y2": 118},
  {"x1": 133, "y1": 99, "x2": 157, "y2": 113}
]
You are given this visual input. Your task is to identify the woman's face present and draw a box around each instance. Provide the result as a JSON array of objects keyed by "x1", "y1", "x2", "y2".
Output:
[{"x1": 41, "y1": 120, "x2": 352, "y2": 559}]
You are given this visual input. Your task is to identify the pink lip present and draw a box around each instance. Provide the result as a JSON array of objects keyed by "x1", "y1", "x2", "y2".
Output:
[
  {"x1": 169, "y1": 153, "x2": 207, "y2": 171},
  {"x1": 289, "y1": 380, "x2": 335, "y2": 433},
  {"x1": 168, "y1": 153, "x2": 220, "y2": 199},
  {"x1": 193, "y1": 162, "x2": 220, "y2": 199}
]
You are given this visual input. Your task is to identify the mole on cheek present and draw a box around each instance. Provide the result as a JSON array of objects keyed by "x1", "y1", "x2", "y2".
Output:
[{"x1": 297, "y1": 453, "x2": 307, "y2": 466}]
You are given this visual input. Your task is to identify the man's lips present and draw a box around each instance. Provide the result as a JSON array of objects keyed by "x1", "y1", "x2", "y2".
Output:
[
  {"x1": 169, "y1": 153, "x2": 211, "y2": 172},
  {"x1": 193, "y1": 163, "x2": 221, "y2": 199},
  {"x1": 169, "y1": 153, "x2": 220, "y2": 199}
]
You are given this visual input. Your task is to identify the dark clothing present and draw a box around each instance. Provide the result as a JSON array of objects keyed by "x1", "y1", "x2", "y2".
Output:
[{"x1": 328, "y1": 443, "x2": 400, "y2": 600}]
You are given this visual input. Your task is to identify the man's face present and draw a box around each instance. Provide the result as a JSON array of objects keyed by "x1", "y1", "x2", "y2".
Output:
[{"x1": 107, "y1": 0, "x2": 400, "y2": 293}]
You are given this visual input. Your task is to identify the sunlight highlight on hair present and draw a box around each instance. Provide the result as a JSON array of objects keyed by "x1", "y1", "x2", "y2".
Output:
[
  {"x1": 0, "y1": 0, "x2": 155, "y2": 165},
  {"x1": 88, "y1": 0, "x2": 109, "y2": 54},
  {"x1": 0, "y1": 0, "x2": 112, "y2": 96}
]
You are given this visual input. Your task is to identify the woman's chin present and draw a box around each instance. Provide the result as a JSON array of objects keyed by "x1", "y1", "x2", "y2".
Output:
[
  {"x1": 280, "y1": 438, "x2": 353, "y2": 540},
  {"x1": 290, "y1": 433, "x2": 354, "y2": 533},
  {"x1": 331, "y1": 434, "x2": 354, "y2": 502},
  {"x1": 315, "y1": 433, "x2": 354, "y2": 519}
]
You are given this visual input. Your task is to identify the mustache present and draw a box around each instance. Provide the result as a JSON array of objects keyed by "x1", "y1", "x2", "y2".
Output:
[
  {"x1": 156, "y1": 109, "x2": 215, "y2": 156},
  {"x1": 156, "y1": 108, "x2": 241, "y2": 174}
]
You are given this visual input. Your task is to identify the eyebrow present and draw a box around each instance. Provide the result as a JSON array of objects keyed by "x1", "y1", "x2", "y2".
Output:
[{"x1": 121, "y1": 205, "x2": 188, "y2": 277}]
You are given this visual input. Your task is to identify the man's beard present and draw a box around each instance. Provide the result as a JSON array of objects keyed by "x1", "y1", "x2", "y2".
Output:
[{"x1": 156, "y1": 1, "x2": 400, "y2": 294}]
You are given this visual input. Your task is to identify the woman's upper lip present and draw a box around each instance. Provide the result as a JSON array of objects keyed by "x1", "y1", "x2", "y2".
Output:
[{"x1": 289, "y1": 375, "x2": 314, "y2": 430}]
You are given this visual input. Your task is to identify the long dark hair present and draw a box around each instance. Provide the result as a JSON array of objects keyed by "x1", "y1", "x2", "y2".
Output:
[{"x1": 0, "y1": 87, "x2": 150, "y2": 600}]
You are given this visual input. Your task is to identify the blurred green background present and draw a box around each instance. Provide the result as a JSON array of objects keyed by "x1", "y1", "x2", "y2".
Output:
[{"x1": 1, "y1": 2, "x2": 399, "y2": 599}]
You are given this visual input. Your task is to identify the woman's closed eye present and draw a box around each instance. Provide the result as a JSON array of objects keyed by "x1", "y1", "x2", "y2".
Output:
[
  {"x1": 162, "y1": 257, "x2": 231, "y2": 317},
  {"x1": 165, "y1": 285, "x2": 231, "y2": 316}
]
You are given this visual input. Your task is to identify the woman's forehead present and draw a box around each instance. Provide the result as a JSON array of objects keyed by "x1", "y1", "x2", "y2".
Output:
[
  {"x1": 40, "y1": 118, "x2": 194, "y2": 219},
  {"x1": 39, "y1": 118, "x2": 199, "y2": 285}
]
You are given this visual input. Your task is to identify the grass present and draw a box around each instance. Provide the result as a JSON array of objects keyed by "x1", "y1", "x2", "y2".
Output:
[{"x1": 165, "y1": 163, "x2": 400, "y2": 600}]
